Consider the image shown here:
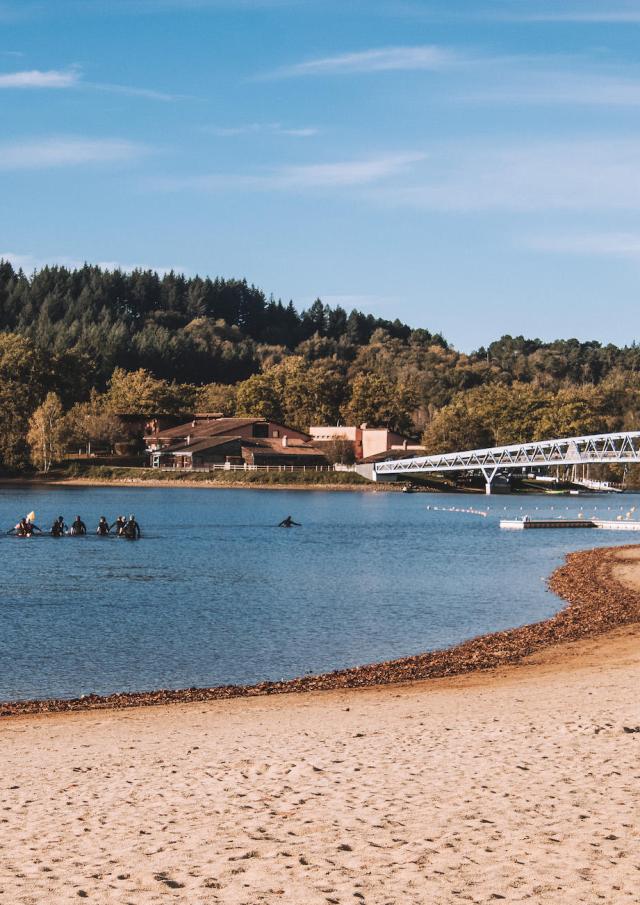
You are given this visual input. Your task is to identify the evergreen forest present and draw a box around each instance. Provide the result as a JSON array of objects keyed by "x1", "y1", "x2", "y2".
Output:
[{"x1": 1, "y1": 261, "x2": 639, "y2": 471}]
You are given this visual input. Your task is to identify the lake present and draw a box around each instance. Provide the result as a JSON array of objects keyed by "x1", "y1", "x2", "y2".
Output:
[{"x1": 0, "y1": 485, "x2": 637, "y2": 701}]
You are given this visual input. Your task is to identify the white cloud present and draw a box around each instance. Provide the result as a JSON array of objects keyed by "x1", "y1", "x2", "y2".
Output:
[
  {"x1": 273, "y1": 153, "x2": 425, "y2": 188},
  {"x1": 85, "y1": 80, "x2": 182, "y2": 101},
  {"x1": 84, "y1": 0, "x2": 297, "y2": 10},
  {"x1": 525, "y1": 232, "x2": 640, "y2": 259},
  {"x1": 0, "y1": 64, "x2": 179, "y2": 100},
  {"x1": 371, "y1": 140, "x2": 640, "y2": 212},
  {"x1": 262, "y1": 43, "x2": 640, "y2": 110},
  {"x1": 1, "y1": 251, "x2": 185, "y2": 275},
  {"x1": 0, "y1": 68, "x2": 78, "y2": 88},
  {"x1": 209, "y1": 122, "x2": 318, "y2": 137},
  {"x1": 462, "y1": 69, "x2": 640, "y2": 107},
  {"x1": 264, "y1": 45, "x2": 459, "y2": 79},
  {"x1": 515, "y1": 7, "x2": 640, "y2": 23},
  {"x1": 157, "y1": 151, "x2": 425, "y2": 193},
  {"x1": 155, "y1": 140, "x2": 640, "y2": 214},
  {"x1": 0, "y1": 136, "x2": 148, "y2": 170}
]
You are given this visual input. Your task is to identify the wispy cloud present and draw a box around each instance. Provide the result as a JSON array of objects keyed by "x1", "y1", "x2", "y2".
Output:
[
  {"x1": 461, "y1": 68, "x2": 640, "y2": 107},
  {"x1": 407, "y1": 1, "x2": 640, "y2": 24},
  {"x1": 0, "y1": 2, "x2": 37, "y2": 23},
  {"x1": 0, "y1": 251, "x2": 185, "y2": 275},
  {"x1": 0, "y1": 64, "x2": 180, "y2": 100},
  {"x1": 0, "y1": 136, "x2": 148, "y2": 170},
  {"x1": 157, "y1": 151, "x2": 425, "y2": 192},
  {"x1": 262, "y1": 42, "x2": 640, "y2": 110},
  {"x1": 370, "y1": 140, "x2": 640, "y2": 212},
  {"x1": 208, "y1": 122, "x2": 318, "y2": 137},
  {"x1": 274, "y1": 153, "x2": 425, "y2": 188},
  {"x1": 263, "y1": 45, "x2": 459, "y2": 79},
  {"x1": 80, "y1": 0, "x2": 298, "y2": 11},
  {"x1": 155, "y1": 140, "x2": 640, "y2": 212},
  {"x1": 525, "y1": 232, "x2": 640, "y2": 259},
  {"x1": 84, "y1": 80, "x2": 181, "y2": 102},
  {"x1": 0, "y1": 68, "x2": 78, "y2": 88},
  {"x1": 512, "y1": 4, "x2": 640, "y2": 23}
]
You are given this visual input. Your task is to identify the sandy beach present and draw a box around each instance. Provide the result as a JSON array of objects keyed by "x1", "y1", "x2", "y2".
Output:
[{"x1": 2, "y1": 549, "x2": 640, "y2": 903}]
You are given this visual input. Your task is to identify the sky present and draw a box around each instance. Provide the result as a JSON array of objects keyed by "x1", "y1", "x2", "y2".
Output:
[{"x1": 2, "y1": 0, "x2": 640, "y2": 350}]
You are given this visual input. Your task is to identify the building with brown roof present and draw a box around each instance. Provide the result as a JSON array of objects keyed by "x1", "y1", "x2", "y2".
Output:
[
  {"x1": 145, "y1": 416, "x2": 311, "y2": 452},
  {"x1": 147, "y1": 416, "x2": 329, "y2": 470}
]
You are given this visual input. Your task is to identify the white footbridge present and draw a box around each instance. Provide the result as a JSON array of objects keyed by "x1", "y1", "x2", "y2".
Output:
[{"x1": 374, "y1": 431, "x2": 640, "y2": 493}]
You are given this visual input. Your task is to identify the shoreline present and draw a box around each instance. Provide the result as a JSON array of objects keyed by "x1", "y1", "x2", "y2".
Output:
[
  {"x1": 3, "y1": 543, "x2": 639, "y2": 718},
  {"x1": 0, "y1": 476, "x2": 397, "y2": 492}
]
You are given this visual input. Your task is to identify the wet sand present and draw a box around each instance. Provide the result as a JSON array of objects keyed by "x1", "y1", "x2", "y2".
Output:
[{"x1": 1, "y1": 547, "x2": 639, "y2": 903}]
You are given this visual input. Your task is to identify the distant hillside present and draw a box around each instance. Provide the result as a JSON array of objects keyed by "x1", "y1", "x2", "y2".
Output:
[{"x1": 1, "y1": 261, "x2": 640, "y2": 472}]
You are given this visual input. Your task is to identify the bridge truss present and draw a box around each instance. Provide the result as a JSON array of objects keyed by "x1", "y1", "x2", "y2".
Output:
[{"x1": 374, "y1": 431, "x2": 640, "y2": 493}]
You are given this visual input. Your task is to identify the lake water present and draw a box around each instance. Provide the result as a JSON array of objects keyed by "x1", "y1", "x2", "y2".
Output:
[{"x1": 0, "y1": 485, "x2": 637, "y2": 702}]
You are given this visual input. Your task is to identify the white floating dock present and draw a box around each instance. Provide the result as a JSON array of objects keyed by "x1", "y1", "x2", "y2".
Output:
[
  {"x1": 593, "y1": 519, "x2": 640, "y2": 531},
  {"x1": 500, "y1": 518, "x2": 640, "y2": 531}
]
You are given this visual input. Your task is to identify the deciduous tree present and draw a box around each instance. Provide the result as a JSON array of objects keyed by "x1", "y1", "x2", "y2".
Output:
[{"x1": 27, "y1": 392, "x2": 65, "y2": 473}]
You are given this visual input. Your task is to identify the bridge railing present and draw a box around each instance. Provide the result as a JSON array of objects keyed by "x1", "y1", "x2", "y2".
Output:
[{"x1": 374, "y1": 430, "x2": 640, "y2": 475}]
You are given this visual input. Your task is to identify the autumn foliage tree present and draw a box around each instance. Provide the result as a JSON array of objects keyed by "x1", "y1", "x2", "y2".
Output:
[{"x1": 27, "y1": 393, "x2": 66, "y2": 473}]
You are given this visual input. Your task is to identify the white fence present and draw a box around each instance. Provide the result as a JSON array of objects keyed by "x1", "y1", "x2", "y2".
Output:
[{"x1": 157, "y1": 463, "x2": 353, "y2": 474}]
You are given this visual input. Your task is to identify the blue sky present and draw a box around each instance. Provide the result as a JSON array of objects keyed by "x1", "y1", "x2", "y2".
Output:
[{"x1": 2, "y1": 0, "x2": 640, "y2": 350}]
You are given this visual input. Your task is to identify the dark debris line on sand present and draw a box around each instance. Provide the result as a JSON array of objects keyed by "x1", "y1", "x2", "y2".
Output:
[{"x1": 2, "y1": 544, "x2": 639, "y2": 717}]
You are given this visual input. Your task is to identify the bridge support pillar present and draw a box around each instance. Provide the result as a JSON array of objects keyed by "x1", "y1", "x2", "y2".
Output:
[{"x1": 481, "y1": 467, "x2": 499, "y2": 495}]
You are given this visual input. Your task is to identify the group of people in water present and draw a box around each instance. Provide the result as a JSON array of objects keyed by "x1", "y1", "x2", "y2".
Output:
[
  {"x1": 7, "y1": 512, "x2": 298, "y2": 538},
  {"x1": 8, "y1": 514, "x2": 141, "y2": 539}
]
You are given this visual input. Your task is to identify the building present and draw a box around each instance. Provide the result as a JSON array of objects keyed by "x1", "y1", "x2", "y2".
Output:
[
  {"x1": 241, "y1": 437, "x2": 328, "y2": 468},
  {"x1": 147, "y1": 416, "x2": 329, "y2": 470},
  {"x1": 151, "y1": 436, "x2": 245, "y2": 469},
  {"x1": 144, "y1": 416, "x2": 310, "y2": 452},
  {"x1": 309, "y1": 423, "x2": 423, "y2": 462}
]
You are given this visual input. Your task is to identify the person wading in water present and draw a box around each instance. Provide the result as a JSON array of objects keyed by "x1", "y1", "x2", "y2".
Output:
[
  {"x1": 111, "y1": 515, "x2": 126, "y2": 536},
  {"x1": 70, "y1": 515, "x2": 87, "y2": 536},
  {"x1": 8, "y1": 517, "x2": 41, "y2": 537},
  {"x1": 123, "y1": 514, "x2": 141, "y2": 540}
]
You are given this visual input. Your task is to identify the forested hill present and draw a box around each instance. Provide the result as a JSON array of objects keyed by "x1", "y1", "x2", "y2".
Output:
[
  {"x1": 1, "y1": 260, "x2": 640, "y2": 471},
  {"x1": 0, "y1": 261, "x2": 439, "y2": 385}
]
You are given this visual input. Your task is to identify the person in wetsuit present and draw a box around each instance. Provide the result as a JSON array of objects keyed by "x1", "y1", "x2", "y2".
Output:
[
  {"x1": 278, "y1": 515, "x2": 301, "y2": 528},
  {"x1": 9, "y1": 518, "x2": 41, "y2": 536},
  {"x1": 70, "y1": 515, "x2": 87, "y2": 536},
  {"x1": 51, "y1": 516, "x2": 66, "y2": 537},
  {"x1": 111, "y1": 515, "x2": 126, "y2": 536},
  {"x1": 123, "y1": 514, "x2": 141, "y2": 540},
  {"x1": 96, "y1": 516, "x2": 110, "y2": 536}
]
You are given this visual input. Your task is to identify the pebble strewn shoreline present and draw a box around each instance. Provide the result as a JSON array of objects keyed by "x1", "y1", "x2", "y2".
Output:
[{"x1": 2, "y1": 544, "x2": 639, "y2": 717}]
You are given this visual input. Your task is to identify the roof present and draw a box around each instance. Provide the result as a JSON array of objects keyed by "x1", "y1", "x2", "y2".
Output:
[
  {"x1": 160, "y1": 436, "x2": 243, "y2": 456},
  {"x1": 246, "y1": 442, "x2": 327, "y2": 459},
  {"x1": 146, "y1": 417, "x2": 312, "y2": 443},
  {"x1": 243, "y1": 437, "x2": 313, "y2": 449},
  {"x1": 158, "y1": 435, "x2": 326, "y2": 459},
  {"x1": 148, "y1": 417, "x2": 261, "y2": 442}
]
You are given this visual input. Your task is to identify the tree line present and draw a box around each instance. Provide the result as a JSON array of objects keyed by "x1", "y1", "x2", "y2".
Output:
[{"x1": 1, "y1": 261, "x2": 640, "y2": 472}]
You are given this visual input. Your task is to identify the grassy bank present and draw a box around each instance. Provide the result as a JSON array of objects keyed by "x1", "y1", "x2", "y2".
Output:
[{"x1": 41, "y1": 464, "x2": 375, "y2": 489}]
